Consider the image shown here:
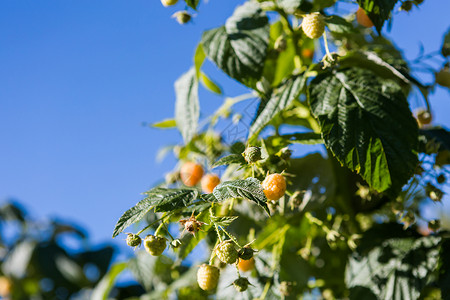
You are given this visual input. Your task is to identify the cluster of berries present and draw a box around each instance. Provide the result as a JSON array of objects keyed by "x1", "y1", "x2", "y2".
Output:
[{"x1": 197, "y1": 241, "x2": 257, "y2": 293}]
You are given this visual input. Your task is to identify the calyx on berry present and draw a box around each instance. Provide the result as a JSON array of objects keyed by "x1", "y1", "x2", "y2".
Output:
[
  {"x1": 126, "y1": 233, "x2": 142, "y2": 248},
  {"x1": 242, "y1": 146, "x2": 262, "y2": 163},
  {"x1": 233, "y1": 277, "x2": 250, "y2": 292},
  {"x1": 238, "y1": 246, "x2": 256, "y2": 260},
  {"x1": 172, "y1": 11, "x2": 191, "y2": 25},
  {"x1": 179, "y1": 211, "x2": 205, "y2": 236}
]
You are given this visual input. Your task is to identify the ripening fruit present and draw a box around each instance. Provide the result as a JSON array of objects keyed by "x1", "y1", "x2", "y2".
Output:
[
  {"x1": 161, "y1": 0, "x2": 178, "y2": 6},
  {"x1": 302, "y1": 48, "x2": 314, "y2": 59},
  {"x1": 238, "y1": 246, "x2": 255, "y2": 260},
  {"x1": 233, "y1": 277, "x2": 250, "y2": 292},
  {"x1": 301, "y1": 13, "x2": 325, "y2": 39},
  {"x1": 415, "y1": 109, "x2": 432, "y2": 127},
  {"x1": 197, "y1": 264, "x2": 220, "y2": 291},
  {"x1": 144, "y1": 235, "x2": 167, "y2": 256},
  {"x1": 215, "y1": 240, "x2": 238, "y2": 264},
  {"x1": 238, "y1": 257, "x2": 255, "y2": 272},
  {"x1": 0, "y1": 277, "x2": 12, "y2": 297},
  {"x1": 172, "y1": 11, "x2": 191, "y2": 25},
  {"x1": 262, "y1": 173, "x2": 287, "y2": 200},
  {"x1": 356, "y1": 7, "x2": 374, "y2": 28},
  {"x1": 201, "y1": 174, "x2": 220, "y2": 193},
  {"x1": 435, "y1": 68, "x2": 450, "y2": 88},
  {"x1": 180, "y1": 162, "x2": 204, "y2": 187}
]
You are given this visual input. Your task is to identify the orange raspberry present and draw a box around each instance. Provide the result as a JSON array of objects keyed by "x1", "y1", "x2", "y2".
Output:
[
  {"x1": 201, "y1": 174, "x2": 220, "y2": 193},
  {"x1": 356, "y1": 7, "x2": 374, "y2": 28},
  {"x1": 262, "y1": 173, "x2": 286, "y2": 200},
  {"x1": 197, "y1": 264, "x2": 220, "y2": 291},
  {"x1": 180, "y1": 162, "x2": 204, "y2": 187},
  {"x1": 302, "y1": 48, "x2": 314, "y2": 59},
  {"x1": 238, "y1": 257, "x2": 255, "y2": 272}
]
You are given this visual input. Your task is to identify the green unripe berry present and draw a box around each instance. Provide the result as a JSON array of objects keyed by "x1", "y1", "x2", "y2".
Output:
[
  {"x1": 233, "y1": 277, "x2": 250, "y2": 292},
  {"x1": 242, "y1": 146, "x2": 262, "y2": 163},
  {"x1": 173, "y1": 11, "x2": 191, "y2": 25},
  {"x1": 126, "y1": 233, "x2": 142, "y2": 247},
  {"x1": 238, "y1": 246, "x2": 255, "y2": 261},
  {"x1": 144, "y1": 235, "x2": 167, "y2": 256},
  {"x1": 215, "y1": 240, "x2": 238, "y2": 264}
]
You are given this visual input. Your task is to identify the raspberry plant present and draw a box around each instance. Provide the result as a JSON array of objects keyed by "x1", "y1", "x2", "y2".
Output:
[{"x1": 103, "y1": 0, "x2": 450, "y2": 299}]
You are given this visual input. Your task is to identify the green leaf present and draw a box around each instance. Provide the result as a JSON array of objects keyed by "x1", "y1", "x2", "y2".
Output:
[
  {"x1": 112, "y1": 188, "x2": 198, "y2": 237},
  {"x1": 438, "y1": 239, "x2": 450, "y2": 298},
  {"x1": 249, "y1": 74, "x2": 305, "y2": 140},
  {"x1": 151, "y1": 118, "x2": 176, "y2": 129},
  {"x1": 326, "y1": 15, "x2": 355, "y2": 34},
  {"x1": 357, "y1": 0, "x2": 399, "y2": 33},
  {"x1": 346, "y1": 224, "x2": 441, "y2": 300},
  {"x1": 212, "y1": 177, "x2": 269, "y2": 215},
  {"x1": 143, "y1": 188, "x2": 199, "y2": 212},
  {"x1": 442, "y1": 28, "x2": 450, "y2": 57},
  {"x1": 210, "y1": 215, "x2": 239, "y2": 227},
  {"x1": 212, "y1": 154, "x2": 246, "y2": 168},
  {"x1": 185, "y1": 0, "x2": 199, "y2": 10},
  {"x1": 175, "y1": 68, "x2": 199, "y2": 144},
  {"x1": 267, "y1": 132, "x2": 323, "y2": 147},
  {"x1": 91, "y1": 262, "x2": 127, "y2": 300},
  {"x1": 194, "y1": 43, "x2": 205, "y2": 78},
  {"x1": 200, "y1": 72, "x2": 222, "y2": 95},
  {"x1": 201, "y1": 2, "x2": 269, "y2": 88},
  {"x1": 309, "y1": 68, "x2": 418, "y2": 197}
]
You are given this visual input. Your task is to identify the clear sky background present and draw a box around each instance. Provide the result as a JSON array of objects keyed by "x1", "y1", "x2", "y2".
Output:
[{"x1": 1, "y1": 0, "x2": 449, "y2": 254}]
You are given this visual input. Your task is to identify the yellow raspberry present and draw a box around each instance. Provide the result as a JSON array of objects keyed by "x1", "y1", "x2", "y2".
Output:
[
  {"x1": 215, "y1": 240, "x2": 238, "y2": 264},
  {"x1": 143, "y1": 235, "x2": 166, "y2": 256},
  {"x1": 180, "y1": 162, "x2": 204, "y2": 187},
  {"x1": 262, "y1": 173, "x2": 286, "y2": 200},
  {"x1": 197, "y1": 264, "x2": 220, "y2": 291},
  {"x1": 201, "y1": 174, "x2": 220, "y2": 193},
  {"x1": 301, "y1": 13, "x2": 325, "y2": 39}
]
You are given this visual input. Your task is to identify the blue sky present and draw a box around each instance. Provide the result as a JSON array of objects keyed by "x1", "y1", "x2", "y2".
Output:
[{"x1": 0, "y1": 0, "x2": 449, "y2": 253}]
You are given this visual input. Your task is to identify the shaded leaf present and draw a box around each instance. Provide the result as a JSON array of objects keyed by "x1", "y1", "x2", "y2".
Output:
[
  {"x1": 185, "y1": 0, "x2": 199, "y2": 10},
  {"x1": 175, "y1": 68, "x2": 199, "y2": 144},
  {"x1": 309, "y1": 68, "x2": 418, "y2": 197},
  {"x1": 326, "y1": 15, "x2": 355, "y2": 34},
  {"x1": 201, "y1": 2, "x2": 269, "y2": 88},
  {"x1": 442, "y1": 28, "x2": 450, "y2": 57},
  {"x1": 210, "y1": 215, "x2": 239, "y2": 227}
]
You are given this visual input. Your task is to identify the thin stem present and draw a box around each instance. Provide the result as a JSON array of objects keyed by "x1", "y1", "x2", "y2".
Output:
[
  {"x1": 136, "y1": 213, "x2": 170, "y2": 236},
  {"x1": 154, "y1": 222, "x2": 165, "y2": 237},
  {"x1": 323, "y1": 30, "x2": 333, "y2": 61}
]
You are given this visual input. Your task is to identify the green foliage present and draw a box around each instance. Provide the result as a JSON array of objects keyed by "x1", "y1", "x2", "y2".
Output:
[
  {"x1": 201, "y1": 2, "x2": 269, "y2": 88},
  {"x1": 109, "y1": 1, "x2": 450, "y2": 299},
  {"x1": 442, "y1": 28, "x2": 450, "y2": 57},
  {"x1": 309, "y1": 68, "x2": 418, "y2": 196}
]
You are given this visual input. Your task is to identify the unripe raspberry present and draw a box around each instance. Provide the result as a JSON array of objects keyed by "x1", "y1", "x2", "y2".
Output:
[
  {"x1": 262, "y1": 173, "x2": 286, "y2": 200},
  {"x1": 197, "y1": 264, "x2": 220, "y2": 291},
  {"x1": 165, "y1": 171, "x2": 180, "y2": 185},
  {"x1": 238, "y1": 257, "x2": 255, "y2": 272},
  {"x1": 161, "y1": 0, "x2": 178, "y2": 6},
  {"x1": 242, "y1": 146, "x2": 262, "y2": 163},
  {"x1": 437, "y1": 174, "x2": 446, "y2": 184},
  {"x1": 436, "y1": 67, "x2": 450, "y2": 88},
  {"x1": 172, "y1": 11, "x2": 191, "y2": 25},
  {"x1": 180, "y1": 162, "x2": 204, "y2": 187},
  {"x1": 233, "y1": 277, "x2": 250, "y2": 292},
  {"x1": 274, "y1": 36, "x2": 287, "y2": 52},
  {"x1": 356, "y1": 7, "x2": 374, "y2": 28},
  {"x1": 301, "y1": 13, "x2": 325, "y2": 39},
  {"x1": 201, "y1": 174, "x2": 220, "y2": 193},
  {"x1": 415, "y1": 108, "x2": 432, "y2": 127},
  {"x1": 144, "y1": 235, "x2": 167, "y2": 256},
  {"x1": 215, "y1": 240, "x2": 238, "y2": 264},
  {"x1": 238, "y1": 246, "x2": 255, "y2": 260},
  {"x1": 126, "y1": 233, "x2": 142, "y2": 248}
]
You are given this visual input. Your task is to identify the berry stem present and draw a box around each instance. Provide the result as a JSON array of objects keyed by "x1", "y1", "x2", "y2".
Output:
[
  {"x1": 136, "y1": 213, "x2": 170, "y2": 236},
  {"x1": 154, "y1": 222, "x2": 165, "y2": 237},
  {"x1": 323, "y1": 30, "x2": 333, "y2": 61}
]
